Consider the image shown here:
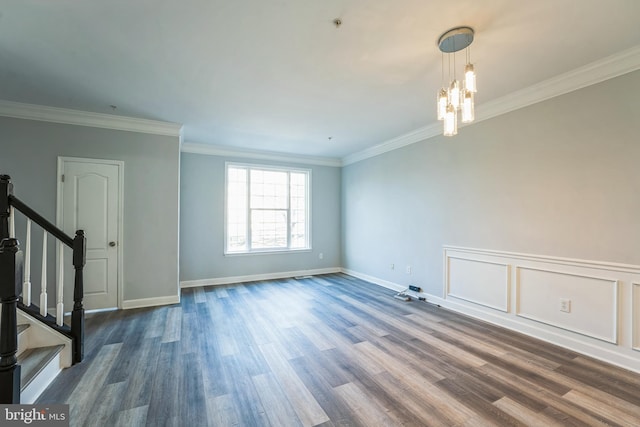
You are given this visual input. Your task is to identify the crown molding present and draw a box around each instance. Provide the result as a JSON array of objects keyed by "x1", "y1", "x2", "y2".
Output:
[
  {"x1": 181, "y1": 141, "x2": 342, "y2": 167},
  {"x1": 478, "y1": 44, "x2": 640, "y2": 124},
  {"x1": 342, "y1": 44, "x2": 640, "y2": 166},
  {"x1": 0, "y1": 100, "x2": 183, "y2": 137},
  {"x1": 342, "y1": 122, "x2": 442, "y2": 166}
]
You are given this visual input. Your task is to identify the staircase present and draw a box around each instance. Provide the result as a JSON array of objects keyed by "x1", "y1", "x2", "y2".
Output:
[
  {"x1": 1, "y1": 174, "x2": 85, "y2": 403},
  {"x1": 16, "y1": 313, "x2": 71, "y2": 403}
]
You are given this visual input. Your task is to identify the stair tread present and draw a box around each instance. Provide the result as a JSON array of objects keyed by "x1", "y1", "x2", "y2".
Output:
[
  {"x1": 17, "y1": 324, "x2": 30, "y2": 335},
  {"x1": 18, "y1": 345, "x2": 64, "y2": 392}
]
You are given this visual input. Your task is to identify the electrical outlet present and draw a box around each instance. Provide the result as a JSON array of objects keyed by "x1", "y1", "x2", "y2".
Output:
[
  {"x1": 560, "y1": 298, "x2": 571, "y2": 313},
  {"x1": 319, "y1": 252, "x2": 324, "y2": 260},
  {"x1": 406, "y1": 265, "x2": 411, "y2": 274},
  {"x1": 390, "y1": 263, "x2": 394, "y2": 270}
]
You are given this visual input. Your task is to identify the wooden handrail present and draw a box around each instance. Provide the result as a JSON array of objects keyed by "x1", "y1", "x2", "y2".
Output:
[{"x1": 8, "y1": 195, "x2": 73, "y2": 247}]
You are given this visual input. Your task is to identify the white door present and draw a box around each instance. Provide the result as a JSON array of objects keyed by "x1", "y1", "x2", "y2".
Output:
[{"x1": 58, "y1": 158, "x2": 122, "y2": 310}]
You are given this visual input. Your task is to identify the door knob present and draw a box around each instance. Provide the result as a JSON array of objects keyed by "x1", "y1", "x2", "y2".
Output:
[{"x1": 109, "y1": 241, "x2": 117, "y2": 247}]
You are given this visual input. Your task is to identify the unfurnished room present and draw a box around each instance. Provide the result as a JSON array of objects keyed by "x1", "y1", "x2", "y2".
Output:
[{"x1": 1, "y1": 1, "x2": 640, "y2": 426}]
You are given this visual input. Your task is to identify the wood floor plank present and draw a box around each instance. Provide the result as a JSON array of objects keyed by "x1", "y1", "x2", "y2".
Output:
[
  {"x1": 258, "y1": 342, "x2": 330, "y2": 426},
  {"x1": 340, "y1": 294, "x2": 488, "y2": 368},
  {"x1": 90, "y1": 381, "x2": 127, "y2": 427},
  {"x1": 115, "y1": 405, "x2": 148, "y2": 427},
  {"x1": 333, "y1": 382, "x2": 399, "y2": 426},
  {"x1": 206, "y1": 394, "x2": 241, "y2": 427},
  {"x1": 371, "y1": 371, "x2": 460, "y2": 427},
  {"x1": 353, "y1": 340, "x2": 475, "y2": 424},
  {"x1": 252, "y1": 372, "x2": 304, "y2": 427},
  {"x1": 66, "y1": 343, "x2": 122, "y2": 426},
  {"x1": 160, "y1": 306, "x2": 182, "y2": 343},
  {"x1": 493, "y1": 396, "x2": 566, "y2": 427},
  {"x1": 119, "y1": 336, "x2": 162, "y2": 410},
  {"x1": 478, "y1": 361, "x2": 617, "y2": 426},
  {"x1": 36, "y1": 273, "x2": 640, "y2": 426},
  {"x1": 562, "y1": 389, "x2": 640, "y2": 426},
  {"x1": 220, "y1": 354, "x2": 271, "y2": 427},
  {"x1": 287, "y1": 354, "x2": 363, "y2": 427},
  {"x1": 406, "y1": 313, "x2": 508, "y2": 358},
  {"x1": 435, "y1": 377, "x2": 526, "y2": 426},
  {"x1": 144, "y1": 341, "x2": 183, "y2": 426},
  {"x1": 296, "y1": 321, "x2": 337, "y2": 352},
  {"x1": 194, "y1": 286, "x2": 207, "y2": 303}
]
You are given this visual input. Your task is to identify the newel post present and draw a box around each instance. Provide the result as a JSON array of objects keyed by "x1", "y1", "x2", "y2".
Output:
[
  {"x1": 71, "y1": 230, "x2": 86, "y2": 364},
  {"x1": 0, "y1": 175, "x2": 12, "y2": 240},
  {"x1": 0, "y1": 238, "x2": 23, "y2": 403}
]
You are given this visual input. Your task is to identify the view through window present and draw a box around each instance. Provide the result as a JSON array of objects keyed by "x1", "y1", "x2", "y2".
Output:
[{"x1": 226, "y1": 163, "x2": 310, "y2": 253}]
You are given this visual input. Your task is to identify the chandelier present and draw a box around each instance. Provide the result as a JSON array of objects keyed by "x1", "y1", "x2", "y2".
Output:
[{"x1": 436, "y1": 27, "x2": 476, "y2": 136}]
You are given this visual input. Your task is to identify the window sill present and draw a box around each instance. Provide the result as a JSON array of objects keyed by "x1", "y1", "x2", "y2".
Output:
[{"x1": 224, "y1": 248, "x2": 312, "y2": 257}]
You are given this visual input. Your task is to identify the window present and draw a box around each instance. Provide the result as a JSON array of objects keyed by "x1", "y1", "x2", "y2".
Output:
[{"x1": 225, "y1": 163, "x2": 310, "y2": 254}]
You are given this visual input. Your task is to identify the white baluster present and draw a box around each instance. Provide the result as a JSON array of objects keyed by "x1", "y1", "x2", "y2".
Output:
[
  {"x1": 56, "y1": 241, "x2": 64, "y2": 326},
  {"x1": 23, "y1": 219, "x2": 32, "y2": 306},
  {"x1": 40, "y1": 231, "x2": 48, "y2": 316},
  {"x1": 9, "y1": 206, "x2": 15, "y2": 238}
]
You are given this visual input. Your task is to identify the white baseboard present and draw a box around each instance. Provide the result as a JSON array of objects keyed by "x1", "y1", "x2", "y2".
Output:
[
  {"x1": 340, "y1": 268, "x2": 405, "y2": 292},
  {"x1": 122, "y1": 294, "x2": 180, "y2": 310},
  {"x1": 340, "y1": 268, "x2": 640, "y2": 375},
  {"x1": 180, "y1": 267, "x2": 341, "y2": 288}
]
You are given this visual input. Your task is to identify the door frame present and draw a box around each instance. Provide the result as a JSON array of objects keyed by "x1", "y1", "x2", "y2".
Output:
[{"x1": 56, "y1": 156, "x2": 125, "y2": 310}]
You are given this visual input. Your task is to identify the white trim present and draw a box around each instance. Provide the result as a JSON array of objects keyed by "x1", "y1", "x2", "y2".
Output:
[
  {"x1": 180, "y1": 267, "x2": 341, "y2": 288},
  {"x1": 445, "y1": 256, "x2": 511, "y2": 312},
  {"x1": 182, "y1": 141, "x2": 342, "y2": 167},
  {"x1": 633, "y1": 282, "x2": 640, "y2": 352},
  {"x1": 340, "y1": 268, "x2": 405, "y2": 292},
  {"x1": 0, "y1": 99, "x2": 183, "y2": 137},
  {"x1": 341, "y1": 123, "x2": 442, "y2": 166},
  {"x1": 443, "y1": 245, "x2": 640, "y2": 274},
  {"x1": 342, "y1": 45, "x2": 640, "y2": 166},
  {"x1": 514, "y1": 267, "x2": 619, "y2": 344},
  {"x1": 56, "y1": 157, "x2": 125, "y2": 310},
  {"x1": 122, "y1": 294, "x2": 181, "y2": 309}
]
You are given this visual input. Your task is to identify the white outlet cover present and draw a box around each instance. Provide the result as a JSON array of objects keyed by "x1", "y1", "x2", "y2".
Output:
[{"x1": 560, "y1": 299, "x2": 571, "y2": 313}]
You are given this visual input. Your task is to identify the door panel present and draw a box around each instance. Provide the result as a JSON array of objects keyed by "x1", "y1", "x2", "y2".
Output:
[{"x1": 59, "y1": 158, "x2": 121, "y2": 310}]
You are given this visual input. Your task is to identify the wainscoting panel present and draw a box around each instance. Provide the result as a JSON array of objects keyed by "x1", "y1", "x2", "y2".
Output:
[
  {"x1": 516, "y1": 267, "x2": 618, "y2": 344},
  {"x1": 439, "y1": 246, "x2": 640, "y2": 373},
  {"x1": 447, "y1": 256, "x2": 509, "y2": 312}
]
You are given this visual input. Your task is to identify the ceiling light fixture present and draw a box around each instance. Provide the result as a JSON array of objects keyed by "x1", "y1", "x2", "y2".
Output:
[{"x1": 436, "y1": 26, "x2": 476, "y2": 136}]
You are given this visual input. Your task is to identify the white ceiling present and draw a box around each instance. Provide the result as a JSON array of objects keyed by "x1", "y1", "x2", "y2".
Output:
[{"x1": 1, "y1": 1, "x2": 640, "y2": 160}]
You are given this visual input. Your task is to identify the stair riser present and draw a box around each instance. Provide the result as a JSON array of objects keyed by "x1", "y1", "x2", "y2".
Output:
[
  {"x1": 20, "y1": 352, "x2": 62, "y2": 404},
  {"x1": 17, "y1": 326, "x2": 29, "y2": 357}
]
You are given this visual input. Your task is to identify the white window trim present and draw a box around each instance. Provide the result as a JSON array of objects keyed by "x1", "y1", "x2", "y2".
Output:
[{"x1": 224, "y1": 161, "x2": 312, "y2": 255}]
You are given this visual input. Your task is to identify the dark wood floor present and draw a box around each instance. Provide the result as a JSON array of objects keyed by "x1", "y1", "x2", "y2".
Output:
[{"x1": 38, "y1": 273, "x2": 640, "y2": 426}]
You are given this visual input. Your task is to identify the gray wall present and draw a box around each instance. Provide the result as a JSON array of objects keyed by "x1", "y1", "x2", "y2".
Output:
[
  {"x1": 0, "y1": 116, "x2": 181, "y2": 302},
  {"x1": 180, "y1": 153, "x2": 341, "y2": 281},
  {"x1": 342, "y1": 70, "x2": 640, "y2": 295}
]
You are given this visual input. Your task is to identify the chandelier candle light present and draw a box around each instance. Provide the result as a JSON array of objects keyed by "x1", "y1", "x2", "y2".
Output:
[{"x1": 436, "y1": 26, "x2": 476, "y2": 136}]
